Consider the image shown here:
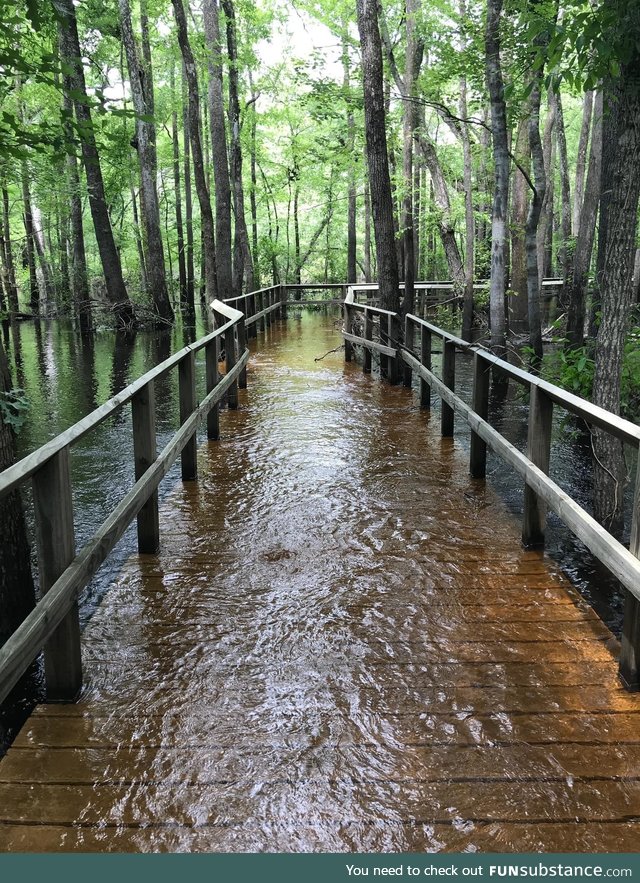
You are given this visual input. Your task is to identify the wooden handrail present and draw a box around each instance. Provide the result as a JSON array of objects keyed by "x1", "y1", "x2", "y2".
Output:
[
  {"x1": 342, "y1": 292, "x2": 640, "y2": 691},
  {"x1": 0, "y1": 298, "x2": 249, "y2": 705}
]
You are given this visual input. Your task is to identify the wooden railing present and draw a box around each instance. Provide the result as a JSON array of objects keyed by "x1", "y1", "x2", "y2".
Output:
[
  {"x1": 0, "y1": 299, "x2": 255, "y2": 706},
  {"x1": 342, "y1": 286, "x2": 640, "y2": 692}
]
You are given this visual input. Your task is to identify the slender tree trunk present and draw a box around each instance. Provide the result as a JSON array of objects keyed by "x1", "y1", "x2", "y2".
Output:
[
  {"x1": 222, "y1": 0, "x2": 254, "y2": 294},
  {"x1": 592, "y1": 69, "x2": 640, "y2": 535},
  {"x1": 551, "y1": 91, "x2": 572, "y2": 292},
  {"x1": 1, "y1": 185, "x2": 19, "y2": 316},
  {"x1": 20, "y1": 163, "x2": 39, "y2": 316},
  {"x1": 485, "y1": 0, "x2": 509, "y2": 355},
  {"x1": 130, "y1": 177, "x2": 147, "y2": 292},
  {"x1": 510, "y1": 116, "x2": 530, "y2": 335},
  {"x1": 170, "y1": 63, "x2": 188, "y2": 313},
  {"x1": 459, "y1": 25, "x2": 474, "y2": 338},
  {"x1": 0, "y1": 337, "x2": 36, "y2": 647},
  {"x1": 32, "y1": 203, "x2": 56, "y2": 316},
  {"x1": 248, "y1": 74, "x2": 261, "y2": 288},
  {"x1": 203, "y1": 0, "x2": 233, "y2": 299},
  {"x1": 182, "y1": 63, "x2": 195, "y2": 312},
  {"x1": 536, "y1": 98, "x2": 556, "y2": 285},
  {"x1": 525, "y1": 81, "x2": 545, "y2": 363},
  {"x1": 566, "y1": 92, "x2": 602, "y2": 349},
  {"x1": 416, "y1": 131, "x2": 465, "y2": 293},
  {"x1": 573, "y1": 91, "x2": 593, "y2": 237},
  {"x1": 172, "y1": 0, "x2": 217, "y2": 307},
  {"x1": 364, "y1": 161, "x2": 372, "y2": 282},
  {"x1": 119, "y1": 0, "x2": 173, "y2": 323},
  {"x1": 55, "y1": 0, "x2": 134, "y2": 328},
  {"x1": 356, "y1": 0, "x2": 400, "y2": 319},
  {"x1": 343, "y1": 32, "x2": 357, "y2": 285},
  {"x1": 400, "y1": 0, "x2": 422, "y2": 316}
]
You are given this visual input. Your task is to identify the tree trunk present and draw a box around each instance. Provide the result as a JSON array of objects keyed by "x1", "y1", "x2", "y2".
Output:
[
  {"x1": 536, "y1": 98, "x2": 556, "y2": 285},
  {"x1": 509, "y1": 116, "x2": 530, "y2": 335},
  {"x1": 222, "y1": 0, "x2": 254, "y2": 294},
  {"x1": 459, "y1": 49, "x2": 475, "y2": 339},
  {"x1": 203, "y1": 0, "x2": 233, "y2": 300},
  {"x1": 343, "y1": 33, "x2": 357, "y2": 285},
  {"x1": 566, "y1": 92, "x2": 602, "y2": 350},
  {"x1": 172, "y1": 0, "x2": 217, "y2": 307},
  {"x1": 55, "y1": 0, "x2": 134, "y2": 328},
  {"x1": 182, "y1": 63, "x2": 195, "y2": 313},
  {"x1": 119, "y1": 0, "x2": 173, "y2": 323},
  {"x1": 551, "y1": 91, "x2": 572, "y2": 292},
  {"x1": 416, "y1": 132, "x2": 465, "y2": 294},
  {"x1": 356, "y1": 0, "x2": 400, "y2": 319},
  {"x1": 572, "y1": 91, "x2": 593, "y2": 237},
  {"x1": 364, "y1": 160, "x2": 372, "y2": 282},
  {"x1": 0, "y1": 337, "x2": 36, "y2": 648},
  {"x1": 400, "y1": 0, "x2": 422, "y2": 317},
  {"x1": 170, "y1": 62, "x2": 188, "y2": 314},
  {"x1": 592, "y1": 69, "x2": 640, "y2": 535},
  {"x1": 20, "y1": 163, "x2": 39, "y2": 316},
  {"x1": 485, "y1": 0, "x2": 509, "y2": 355},
  {"x1": 1, "y1": 185, "x2": 19, "y2": 317},
  {"x1": 525, "y1": 74, "x2": 547, "y2": 363},
  {"x1": 248, "y1": 73, "x2": 261, "y2": 288},
  {"x1": 32, "y1": 203, "x2": 56, "y2": 316}
]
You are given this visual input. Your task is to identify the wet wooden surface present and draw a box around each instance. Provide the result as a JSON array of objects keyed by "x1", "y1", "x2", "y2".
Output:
[{"x1": 1, "y1": 316, "x2": 639, "y2": 853}]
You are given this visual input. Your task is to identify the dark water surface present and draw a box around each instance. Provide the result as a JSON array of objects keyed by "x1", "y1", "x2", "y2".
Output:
[{"x1": 1, "y1": 310, "x2": 639, "y2": 852}]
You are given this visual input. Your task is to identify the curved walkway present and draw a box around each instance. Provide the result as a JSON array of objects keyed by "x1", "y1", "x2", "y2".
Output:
[{"x1": 1, "y1": 314, "x2": 639, "y2": 852}]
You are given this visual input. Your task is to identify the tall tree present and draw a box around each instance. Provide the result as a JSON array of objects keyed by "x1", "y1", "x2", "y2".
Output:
[
  {"x1": 356, "y1": 0, "x2": 400, "y2": 319},
  {"x1": 119, "y1": 0, "x2": 173, "y2": 323},
  {"x1": 485, "y1": 0, "x2": 509, "y2": 356},
  {"x1": 54, "y1": 0, "x2": 134, "y2": 328},
  {"x1": 203, "y1": 0, "x2": 233, "y2": 299},
  {"x1": 172, "y1": 0, "x2": 217, "y2": 306}
]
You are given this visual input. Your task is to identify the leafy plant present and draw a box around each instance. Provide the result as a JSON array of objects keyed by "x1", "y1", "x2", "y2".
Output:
[
  {"x1": 541, "y1": 344, "x2": 595, "y2": 398},
  {"x1": 0, "y1": 387, "x2": 30, "y2": 433}
]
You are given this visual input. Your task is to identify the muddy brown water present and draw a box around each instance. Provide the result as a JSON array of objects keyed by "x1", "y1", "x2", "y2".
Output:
[{"x1": 1, "y1": 311, "x2": 640, "y2": 852}]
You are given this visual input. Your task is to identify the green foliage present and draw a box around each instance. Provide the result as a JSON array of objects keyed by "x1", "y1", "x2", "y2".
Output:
[
  {"x1": 432, "y1": 304, "x2": 460, "y2": 331},
  {"x1": 541, "y1": 344, "x2": 595, "y2": 398},
  {"x1": 0, "y1": 387, "x2": 30, "y2": 433}
]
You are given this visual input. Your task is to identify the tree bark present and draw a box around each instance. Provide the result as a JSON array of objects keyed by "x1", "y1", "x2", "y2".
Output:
[
  {"x1": 551, "y1": 91, "x2": 572, "y2": 291},
  {"x1": 566, "y1": 92, "x2": 602, "y2": 350},
  {"x1": 170, "y1": 62, "x2": 188, "y2": 314},
  {"x1": 172, "y1": 0, "x2": 217, "y2": 307},
  {"x1": 119, "y1": 0, "x2": 173, "y2": 323},
  {"x1": 1, "y1": 185, "x2": 19, "y2": 317},
  {"x1": 485, "y1": 0, "x2": 509, "y2": 355},
  {"x1": 459, "y1": 47, "x2": 475, "y2": 339},
  {"x1": 203, "y1": 0, "x2": 233, "y2": 299},
  {"x1": 592, "y1": 69, "x2": 640, "y2": 535},
  {"x1": 54, "y1": 0, "x2": 134, "y2": 328},
  {"x1": 182, "y1": 63, "x2": 195, "y2": 313},
  {"x1": 525, "y1": 78, "x2": 546, "y2": 363},
  {"x1": 0, "y1": 337, "x2": 36, "y2": 648},
  {"x1": 343, "y1": 32, "x2": 357, "y2": 285},
  {"x1": 20, "y1": 162, "x2": 39, "y2": 316},
  {"x1": 222, "y1": 0, "x2": 254, "y2": 294},
  {"x1": 356, "y1": 0, "x2": 400, "y2": 319},
  {"x1": 572, "y1": 91, "x2": 593, "y2": 237},
  {"x1": 509, "y1": 116, "x2": 530, "y2": 335}
]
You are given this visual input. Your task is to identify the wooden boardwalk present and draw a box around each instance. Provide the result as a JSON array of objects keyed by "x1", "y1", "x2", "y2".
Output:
[{"x1": 1, "y1": 315, "x2": 640, "y2": 852}]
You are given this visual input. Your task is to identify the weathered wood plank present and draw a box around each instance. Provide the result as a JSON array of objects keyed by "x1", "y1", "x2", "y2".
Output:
[
  {"x1": 341, "y1": 332, "x2": 397, "y2": 358},
  {"x1": 363, "y1": 311, "x2": 373, "y2": 374},
  {"x1": 178, "y1": 350, "x2": 197, "y2": 481},
  {"x1": 619, "y1": 465, "x2": 640, "y2": 691},
  {"x1": 441, "y1": 340, "x2": 456, "y2": 436}
]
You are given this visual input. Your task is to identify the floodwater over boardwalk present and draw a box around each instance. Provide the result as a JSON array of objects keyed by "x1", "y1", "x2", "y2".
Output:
[{"x1": 1, "y1": 312, "x2": 640, "y2": 852}]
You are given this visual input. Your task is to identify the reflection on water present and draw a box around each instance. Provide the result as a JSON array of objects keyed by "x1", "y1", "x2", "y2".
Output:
[{"x1": 1, "y1": 311, "x2": 637, "y2": 852}]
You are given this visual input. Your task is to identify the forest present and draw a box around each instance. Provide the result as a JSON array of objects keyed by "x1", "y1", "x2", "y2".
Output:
[{"x1": 0, "y1": 0, "x2": 639, "y2": 552}]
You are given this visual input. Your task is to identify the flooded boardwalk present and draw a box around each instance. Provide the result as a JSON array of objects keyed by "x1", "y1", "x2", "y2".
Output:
[{"x1": 1, "y1": 313, "x2": 640, "y2": 852}]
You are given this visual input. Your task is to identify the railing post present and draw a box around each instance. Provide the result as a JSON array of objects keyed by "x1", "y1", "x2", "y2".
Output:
[
  {"x1": 441, "y1": 339, "x2": 456, "y2": 436},
  {"x1": 522, "y1": 384, "x2": 553, "y2": 546},
  {"x1": 179, "y1": 350, "x2": 197, "y2": 480},
  {"x1": 344, "y1": 302, "x2": 353, "y2": 362},
  {"x1": 132, "y1": 380, "x2": 160, "y2": 552},
  {"x1": 226, "y1": 319, "x2": 239, "y2": 409},
  {"x1": 205, "y1": 334, "x2": 220, "y2": 440},
  {"x1": 32, "y1": 446, "x2": 82, "y2": 701},
  {"x1": 266, "y1": 288, "x2": 272, "y2": 328},
  {"x1": 469, "y1": 352, "x2": 490, "y2": 478},
  {"x1": 619, "y1": 465, "x2": 640, "y2": 691},
  {"x1": 379, "y1": 316, "x2": 388, "y2": 377},
  {"x1": 420, "y1": 325, "x2": 432, "y2": 409},
  {"x1": 248, "y1": 291, "x2": 257, "y2": 339},
  {"x1": 363, "y1": 309, "x2": 373, "y2": 374},
  {"x1": 387, "y1": 314, "x2": 399, "y2": 384},
  {"x1": 237, "y1": 315, "x2": 247, "y2": 390},
  {"x1": 403, "y1": 314, "x2": 413, "y2": 388},
  {"x1": 257, "y1": 290, "x2": 265, "y2": 333},
  {"x1": 280, "y1": 283, "x2": 287, "y2": 320}
]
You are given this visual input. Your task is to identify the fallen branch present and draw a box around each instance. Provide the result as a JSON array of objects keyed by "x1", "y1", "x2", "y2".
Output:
[{"x1": 314, "y1": 344, "x2": 344, "y2": 362}]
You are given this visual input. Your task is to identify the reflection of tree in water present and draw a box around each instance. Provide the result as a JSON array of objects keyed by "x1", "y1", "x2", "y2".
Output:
[{"x1": 110, "y1": 332, "x2": 137, "y2": 427}]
